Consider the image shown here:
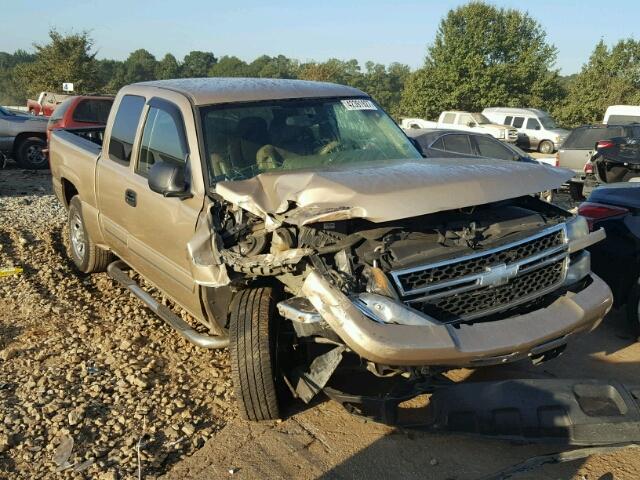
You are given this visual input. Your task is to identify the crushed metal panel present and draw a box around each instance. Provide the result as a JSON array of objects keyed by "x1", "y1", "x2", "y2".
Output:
[
  {"x1": 186, "y1": 205, "x2": 231, "y2": 287},
  {"x1": 215, "y1": 158, "x2": 573, "y2": 225}
]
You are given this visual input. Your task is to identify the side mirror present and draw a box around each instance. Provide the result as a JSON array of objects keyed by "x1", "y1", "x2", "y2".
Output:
[
  {"x1": 467, "y1": 121, "x2": 476, "y2": 127},
  {"x1": 535, "y1": 125, "x2": 541, "y2": 130},
  {"x1": 148, "y1": 162, "x2": 192, "y2": 199}
]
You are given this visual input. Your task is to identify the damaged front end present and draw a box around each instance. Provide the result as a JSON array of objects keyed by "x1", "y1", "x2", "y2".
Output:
[{"x1": 190, "y1": 179, "x2": 612, "y2": 406}]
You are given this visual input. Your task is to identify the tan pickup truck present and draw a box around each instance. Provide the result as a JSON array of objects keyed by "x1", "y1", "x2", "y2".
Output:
[{"x1": 49, "y1": 78, "x2": 613, "y2": 421}]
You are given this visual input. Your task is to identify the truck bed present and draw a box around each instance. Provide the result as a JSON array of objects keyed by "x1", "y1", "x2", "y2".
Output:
[{"x1": 49, "y1": 127, "x2": 105, "y2": 209}]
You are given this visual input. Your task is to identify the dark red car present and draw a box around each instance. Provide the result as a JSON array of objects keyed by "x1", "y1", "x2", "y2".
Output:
[{"x1": 47, "y1": 95, "x2": 114, "y2": 144}]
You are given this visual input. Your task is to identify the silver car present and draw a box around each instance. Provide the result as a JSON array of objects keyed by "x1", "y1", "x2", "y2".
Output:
[{"x1": 0, "y1": 106, "x2": 48, "y2": 169}]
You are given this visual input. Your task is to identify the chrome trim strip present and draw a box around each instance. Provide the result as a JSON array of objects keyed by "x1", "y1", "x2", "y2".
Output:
[{"x1": 390, "y1": 223, "x2": 567, "y2": 297}]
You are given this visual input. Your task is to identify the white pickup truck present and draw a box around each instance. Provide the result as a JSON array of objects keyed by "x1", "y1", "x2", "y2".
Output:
[{"x1": 437, "y1": 110, "x2": 518, "y2": 143}]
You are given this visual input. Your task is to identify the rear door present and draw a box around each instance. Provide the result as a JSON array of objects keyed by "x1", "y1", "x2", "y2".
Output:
[
  {"x1": 522, "y1": 117, "x2": 542, "y2": 150},
  {"x1": 96, "y1": 94, "x2": 146, "y2": 261}
]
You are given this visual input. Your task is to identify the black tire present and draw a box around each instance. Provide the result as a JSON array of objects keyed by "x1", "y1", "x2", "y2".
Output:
[
  {"x1": 229, "y1": 287, "x2": 282, "y2": 421},
  {"x1": 67, "y1": 196, "x2": 113, "y2": 273},
  {"x1": 538, "y1": 140, "x2": 555, "y2": 154},
  {"x1": 16, "y1": 137, "x2": 48, "y2": 170},
  {"x1": 626, "y1": 278, "x2": 640, "y2": 338}
]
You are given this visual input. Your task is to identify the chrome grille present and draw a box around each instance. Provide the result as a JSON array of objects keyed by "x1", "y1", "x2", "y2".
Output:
[
  {"x1": 415, "y1": 260, "x2": 565, "y2": 322},
  {"x1": 390, "y1": 225, "x2": 568, "y2": 322}
]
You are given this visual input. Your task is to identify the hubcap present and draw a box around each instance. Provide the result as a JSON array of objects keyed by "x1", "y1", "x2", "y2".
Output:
[
  {"x1": 541, "y1": 142, "x2": 552, "y2": 154},
  {"x1": 26, "y1": 144, "x2": 46, "y2": 166},
  {"x1": 70, "y1": 213, "x2": 86, "y2": 259}
]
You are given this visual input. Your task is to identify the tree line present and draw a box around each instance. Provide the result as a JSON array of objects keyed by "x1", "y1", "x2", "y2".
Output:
[{"x1": 2, "y1": 2, "x2": 640, "y2": 127}]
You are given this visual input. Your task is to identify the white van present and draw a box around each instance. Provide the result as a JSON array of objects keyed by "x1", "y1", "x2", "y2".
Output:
[
  {"x1": 603, "y1": 105, "x2": 640, "y2": 125},
  {"x1": 482, "y1": 107, "x2": 568, "y2": 154}
]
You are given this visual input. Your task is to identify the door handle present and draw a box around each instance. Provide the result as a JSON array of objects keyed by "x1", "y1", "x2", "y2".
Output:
[{"x1": 125, "y1": 189, "x2": 137, "y2": 207}]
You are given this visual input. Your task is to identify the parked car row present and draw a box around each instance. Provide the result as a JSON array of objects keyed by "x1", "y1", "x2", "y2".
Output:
[{"x1": 1, "y1": 95, "x2": 114, "y2": 169}]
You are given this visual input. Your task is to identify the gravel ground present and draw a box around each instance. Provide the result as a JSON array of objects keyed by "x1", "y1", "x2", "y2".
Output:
[
  {"x1": 0, "y1": 163, "x2": 634, "y2": 479},
  {"x1": 0, "y1": 166, "x2": 235, "y2": 479}
]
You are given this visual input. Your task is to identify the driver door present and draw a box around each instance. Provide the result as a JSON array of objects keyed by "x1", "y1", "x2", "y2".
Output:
[{"x1": 123, "y1": 98, "x2": 205, "y2": 316}]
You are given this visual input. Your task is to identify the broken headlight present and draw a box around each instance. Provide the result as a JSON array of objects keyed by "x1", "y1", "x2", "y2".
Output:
[
  {"x1": 353, "y1": 293, "x2": 438, "y2": 327},
  {"x1": 565, "y1": 216, "x2": 589, "y2": 243}
]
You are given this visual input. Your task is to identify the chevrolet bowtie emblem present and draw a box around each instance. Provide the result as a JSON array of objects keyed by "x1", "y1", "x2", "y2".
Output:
[{"x1": 480, "y1": 263, "x2": 519, "y2": 287}]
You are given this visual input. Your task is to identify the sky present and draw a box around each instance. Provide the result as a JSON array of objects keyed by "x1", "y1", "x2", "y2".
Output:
[{"x1": 2, "y1": 0, "x2": 639, "y2": 75}]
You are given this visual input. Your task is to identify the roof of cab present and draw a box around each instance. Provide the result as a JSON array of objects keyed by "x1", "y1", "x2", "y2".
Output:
[{"x1": 133, "y1": 78, "x2": 367, "y2": 106}]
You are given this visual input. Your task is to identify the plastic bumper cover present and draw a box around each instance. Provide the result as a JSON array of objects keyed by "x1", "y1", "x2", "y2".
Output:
[{"x1": 302, "y1": 272, "x2": 612, "y2": 367}]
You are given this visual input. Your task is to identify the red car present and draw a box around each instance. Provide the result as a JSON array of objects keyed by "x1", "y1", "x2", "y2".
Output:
[
  {"x1": 47, "y1": 95, "x2": 114, "y2": 144},
  {"x1": 27, "y1": 92, "x2": 71, "y2": 116}
]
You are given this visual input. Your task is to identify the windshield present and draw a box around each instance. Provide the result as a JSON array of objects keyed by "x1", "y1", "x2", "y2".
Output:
[
  {"x1": 471, "y1": 113, "x2": 491, "y2": 125},
  {"x1": 539, "y1": 116, "x2": 557, "y2": 129},
  {"x1": 200, "y1": 97, "x2": 421, "y2": 183}
]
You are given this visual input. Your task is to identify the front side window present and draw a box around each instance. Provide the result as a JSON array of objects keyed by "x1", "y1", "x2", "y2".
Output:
[
  {"x1": 200, "y1": 98, "x2": 421, "y2": 183},
  {"x1": 443, "y1": 134, "x2": 473, "y2": 155},
  {"x1": 512, "y1": 117, "x2": 525, "y2": 128},
  {"x1": 470, "y1": 113, "x2": 491, "y2": 125},
  {"x1": 504, "y1": 116, "x2": 513, "y2": 126},
  {"x1": 526, "y1": 118, "x2": 541, "y2": 130},
  {"x1": 137, "y1": 106, "x2": 187, "y2": 177},
  {"x1": 459, "y1": 114, "x2": 475, "y2": 126},
  {"x1": 475, "y1": 136, "x2": 514, "y2": 161},
  {"x1": 108, "y1": 95, "x2": 145, "y2": 164}
]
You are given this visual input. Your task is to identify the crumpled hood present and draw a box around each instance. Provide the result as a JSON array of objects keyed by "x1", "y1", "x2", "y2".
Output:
[{"x1": 215, "y1": 158, "x2": 573, "y2": 225}]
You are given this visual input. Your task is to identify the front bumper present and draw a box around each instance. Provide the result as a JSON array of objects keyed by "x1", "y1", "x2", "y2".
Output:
[{"x1": 302, "y1": 272, "x2": 612, "y2": 367}]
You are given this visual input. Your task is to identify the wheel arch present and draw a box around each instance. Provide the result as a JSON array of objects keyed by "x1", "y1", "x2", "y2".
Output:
[{"x1": 12, "y1": 132, "x2": 47, "y2": 157}]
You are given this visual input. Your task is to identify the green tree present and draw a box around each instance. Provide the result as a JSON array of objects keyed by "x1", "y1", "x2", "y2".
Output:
[
  {"x1": 14, "y1": 30, "x2": 99, "y2": 97},
  {"x1": 96, "y1": 59, "x2": 125, "y2": 93},
  {"x1": 554, "y1": 39, "x2": 640, "y2": 127},
  {"x1": 299, "y1": 58, "x2": 361, "y2": 85},
  {"x1": 156, "y1": 53, "x2": 180, "y2": 79},
  {"x1": 400, "y1": 2, "x2": 562, "y2": 119},
  {"x1": 357, "y1": 62, "x2": 411, "y2": 115},
  {"x1": 208, "y1": 55, "x2": 251, "y2": 77},
  {"x1": 248, "y1": 55, "x2": 299, "y2": 78},
  {"x1": 0, "y1": 50, "x2": 35, "y2": 104},
  {"x1": 122, "y1": 49, "x2": 157, "y2": 84},
  {"x1": 181, "y1": 50, "x2": 217, "y2": 77}
]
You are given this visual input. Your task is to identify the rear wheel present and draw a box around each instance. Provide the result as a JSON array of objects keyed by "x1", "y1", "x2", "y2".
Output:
[
  {"x1": 67, "y1": 196, "x2": 113, "y2": 273},
  {"x1": 229, "y1": 287, "x2": 285, "y2": 420},
  {"x1": 16, "y1": 137, "x2": 48, "y2": 169},
  {"x1": 538, "y1": 140, "x2": 554, "y2": 154}
]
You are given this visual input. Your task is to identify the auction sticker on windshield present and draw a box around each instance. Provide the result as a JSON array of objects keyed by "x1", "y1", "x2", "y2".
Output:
[{"x1": 341, "y1": 99, "x2": 377, "y2": 110}]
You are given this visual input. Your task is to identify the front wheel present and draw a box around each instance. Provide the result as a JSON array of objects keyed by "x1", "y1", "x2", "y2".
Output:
[
  {"x1": 16, "y1": 137, "x2": 48, "y2": 169},
  {"x1": 67, "y1": 196, "x2": 113, "y2": 273},
  {"x1": 229, "y1": 287, "x2": 284, "y2": 420},
  {"x1": 538, "y1": 140, "x2": 555, "y2": 154}
]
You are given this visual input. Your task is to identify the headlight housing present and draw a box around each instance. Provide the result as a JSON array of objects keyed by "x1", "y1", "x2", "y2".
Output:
[
  {"x1": 499, "y1": 130, "x2": 505, "y2": 139},
  {"x1": 354, "y1": 293, "x2": 437, "y2": 326},
  {"x1": 565, "y1": 216, "x2": 589, "y2": 243}
]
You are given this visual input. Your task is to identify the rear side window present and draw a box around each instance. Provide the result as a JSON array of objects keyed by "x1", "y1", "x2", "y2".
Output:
[
  {"x1": 108, "y1": 95, "x2": 145, "y2": 164},
  {"x1": 512, "y1": 117, "x2": 525, "y2": 128},
  {"x1": 442, "y1": 113, "x2": 456, "y2": 124},
  {"x1": 49, "y1": 97, "x2": 75, "y2": 122},
  {"x1": 430, "y1": 137, "x2": 445, "y2": 150},
  {"x1": 72, "y1": 99, "x2": 113, "y2": 123},
  {"x1": 563, "y1": 126, "x2": 625, "y2": 149},
  {"x1": 443, "y1": 134, "x2": 473, "y2": 155},
  {"x1": 137, "y1": 106, "x2": 188, "y2": 177},
  {"x1": 526, "y1": 118, "x2": 541, "y2": 130},
  {"x1": 504, "y1": 116, "x2": 513, "y2": 126},
  {"x1": 475, "y1": 136, "x2": 514, "y2": 161}
]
